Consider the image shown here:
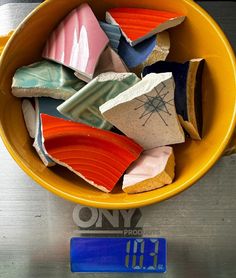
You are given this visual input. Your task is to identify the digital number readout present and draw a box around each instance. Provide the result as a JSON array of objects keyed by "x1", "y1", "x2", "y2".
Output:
[
  {"x1": 125, "y1": 238, "x2": 159, "y2": 270},
  {"x1": 71, "y1": 237, "x2": 166, "y2": 273}
]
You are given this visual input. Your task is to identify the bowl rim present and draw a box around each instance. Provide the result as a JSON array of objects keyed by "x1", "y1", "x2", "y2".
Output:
[{"x1": 0, "y1": 0, "x2": 235, "y2": 209}]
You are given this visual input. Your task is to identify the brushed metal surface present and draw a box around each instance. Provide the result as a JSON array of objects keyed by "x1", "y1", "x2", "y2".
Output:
[
  {"x1": 0, "y1": 2, "x2": 236, "y2": 278},
  {"x1": 0, "y1": 3, "x2": 39, "y2": 35}
]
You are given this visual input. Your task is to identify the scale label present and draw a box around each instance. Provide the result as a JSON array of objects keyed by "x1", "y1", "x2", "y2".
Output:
[{"x1": 70, "y1": 237, "x2": 166, "y2": 273}]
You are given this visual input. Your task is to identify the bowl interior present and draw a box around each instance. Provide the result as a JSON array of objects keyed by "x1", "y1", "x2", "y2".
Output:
[{"x1": 0, "y1": 0, "x2": 235, "y2": 208}]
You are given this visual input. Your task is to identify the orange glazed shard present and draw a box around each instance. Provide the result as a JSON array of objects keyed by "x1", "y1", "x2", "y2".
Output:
[
  {"x1": 106, "y1": 8, "x2": 185, "y2": 46},
  {"x1": 41, "y1": 114, "x2": 143, "y2": 192}
]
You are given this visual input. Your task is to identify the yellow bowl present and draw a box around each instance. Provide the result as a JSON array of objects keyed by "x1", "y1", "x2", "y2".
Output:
[{"x1": 0, "y1": 0, "x2": 235, "y2": 209}]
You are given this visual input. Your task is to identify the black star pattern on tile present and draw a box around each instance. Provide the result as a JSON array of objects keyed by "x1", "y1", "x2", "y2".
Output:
[{"x1": 134, "y1": 82, "x2": 174, "y2": 126}]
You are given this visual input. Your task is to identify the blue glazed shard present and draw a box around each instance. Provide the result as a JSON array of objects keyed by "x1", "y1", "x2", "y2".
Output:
[
  {"x1": 99, "y1": 21, "x2": 122, "y2": 52},
  {"x1": 33, "y1": 97, "x2": 68, "y2": 166},
  {"x1": 142, "y1": 59, "x2": 204, "y2": 139},
  {"x1": 119, "y1": 35, "x2": 156, "y2": 68},
  {"x1": 118, "y1": 31, "x2": 169, "y2": 73},
  {"x1": 12, "y1": 60, "x2": 86, "y2": 100}
]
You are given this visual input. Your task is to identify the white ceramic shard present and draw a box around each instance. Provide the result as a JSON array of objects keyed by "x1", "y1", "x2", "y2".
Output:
[
  {"x1": 100, "y1": 72, "x2": 185, "y2": 149},
  {"x1": 142, "y1": 58, "x2": 205, "y2": 140},
  {"x1": 21, "y1": 99, "x2": 36, "y2": 138},
  {"x1": 123, "y1": 146, "x2": 175, "y2": 193}
]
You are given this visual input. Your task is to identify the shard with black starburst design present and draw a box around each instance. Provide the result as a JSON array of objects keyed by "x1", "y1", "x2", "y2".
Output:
[{"x1": 134, "y1": 82, "x2": 174, "y2": 126}]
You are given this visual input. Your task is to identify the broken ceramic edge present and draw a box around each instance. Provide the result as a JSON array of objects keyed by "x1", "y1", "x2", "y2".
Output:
[
  {"x1": 100, "y1": 72, "x2": 185, "y2": 149},
  {"x1": 41, "y1": 129, "x2": 111, "y2": 192},
  {"x1": 33, "y1": 97, "x2": 68, "y2": 167},
  {"x1": 12, "y1": 60, "x2": 85, "y2": 100},
  {"x1": 40, "y1": 114, "x2": 143, "y2": 192},
  {"x1": 99, "y1": 21, "x2": 122, "y2": 52},
  {"x1": 122, "y1": 146, "x2": 175, "y2": 193},
  {"x1": 58, "y1": 72, "x2": 140, "y2": 130},
  {"x1": 22, "y1": 99, "x2": 36, "y2": 138},
  {"x1": 34, "y1": 98, "x2": 55, "y2": 167},
  {"x1": 106, "y1": 8, "x2": 185, "y2": 46},
  {"x1": 132, "y1": 31, "x2": 170, "y2": 76},
  {"x1": 142, "y1": 58, "x2": 204, "y2": 140},
  {"x1": 94, "y1": 46, "x2": 128, "y2": 76},
  {"x1": 118, "y1": 31, "x2": 170, "y2": 73},
  {"x1": 43, "y1": 3, "x2": 109, "y2": 82},
  {"x1": 45, "y1": 151, "x2": 111, "y2": 193},
  {"x1": 74, "y1": 46, "x2": 129, "y2": 80},
  {"x1": 96, "y1": 72, "x2": 134, "y2": 82}
]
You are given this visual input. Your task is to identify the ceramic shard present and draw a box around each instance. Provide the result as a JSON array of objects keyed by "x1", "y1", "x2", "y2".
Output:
[
  {"x1": 33, "y1": 97, "x2": 68, "y2": 167},
  {"x1": 40, "y1": 114, "x2": 143, "y2": 192},
  {"x1": 12, "y1": 60, "x2": 85, "y2": 100},
  {"x1": 106, "y1": 7, "x2": 185, "y2": 46},
  {"x1": 142, "y1": 59, "x2": 204, "y2": 139},
  {"x1": 99, "y1": 21, "x2": 122, "y2": 52},
  {"x1": 118, "y1": 31, "x2": 169, "y2": 74},
  {"x1": 58, "y1": 72, "x2": 140, "y2": 130},
  {"x1": 43, "y1": 3, "x2": 109, "y2": 82},
  {"x1": 74, "y1": 46, "x2": 128, "y2": 79},
  {"x1": 22, "y1": 99, "x2": 36, "y2": 138},
  {"x1": 123, "y1": 146, "x2": 175, "y2": 193},
  {"x1": 100, "y1": 72, "x2": 185, "y2": 149}
]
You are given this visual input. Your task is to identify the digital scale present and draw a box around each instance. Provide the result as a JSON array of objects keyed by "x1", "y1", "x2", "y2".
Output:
[
  {"x1": 70, "y1": 205, "x2": 167, "y2": 273},
  {"x1": 70, "y1": 237, "x2": 167, "y2": 273}
]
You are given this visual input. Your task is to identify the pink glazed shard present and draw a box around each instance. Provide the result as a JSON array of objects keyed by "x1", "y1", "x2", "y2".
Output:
[
  {"x1": 43, "y1": 3, "x2": 109, "y2": 82},
  {"x1": 122, "y1": 146, "x2": 175, "y2": 193}
]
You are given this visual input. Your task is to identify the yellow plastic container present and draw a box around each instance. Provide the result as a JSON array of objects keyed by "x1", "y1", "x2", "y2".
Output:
[{"x1": 0, "y1": 0, "x2": 235, "y2": 209}]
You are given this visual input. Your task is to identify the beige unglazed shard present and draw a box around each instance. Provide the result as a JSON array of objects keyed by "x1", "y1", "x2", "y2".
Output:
[
  {"x1": 100, "y1": 72, "x2": 185, "y2": 149},
  {"x1": 122, "y1": 146, "x2": 175, "y2": 193}
]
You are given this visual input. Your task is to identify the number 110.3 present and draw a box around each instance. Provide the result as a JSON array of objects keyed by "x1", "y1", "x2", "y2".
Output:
[{"x1": 125, "y1": 239, "x2": 159, "y2": 270}]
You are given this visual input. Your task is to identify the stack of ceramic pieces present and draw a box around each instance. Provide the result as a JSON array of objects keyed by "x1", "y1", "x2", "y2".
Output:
[{"x1": 12, "y1": 2, "x2": 204, "y2": 194}]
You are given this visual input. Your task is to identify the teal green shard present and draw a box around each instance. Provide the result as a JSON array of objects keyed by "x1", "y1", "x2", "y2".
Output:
[
  {"x1": 57, "y1": 72, "x2": 140, "y2": 130},
  {"x1": 12, "y1": 60, "x2": 86, "y2": 100}
]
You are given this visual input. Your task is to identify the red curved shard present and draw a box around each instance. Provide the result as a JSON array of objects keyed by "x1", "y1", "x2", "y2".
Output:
[
  {"x1": 106, "y1": 8, "x2": 185, "y2": 46},
  {"x1": 41, "y1": 114, "x2": 143, "y2": 192}
]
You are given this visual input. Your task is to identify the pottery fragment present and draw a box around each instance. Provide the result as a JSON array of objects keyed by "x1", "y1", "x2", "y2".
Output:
[
  {"x1": 123, "y1": 146, "x2": 175, "y2": 193},
  {"x1": 58, "y1": 72, "x2": 140, "y2": 130},
  {"x1": 21, "y1": 99, "x2": 36, "y2": 138},
  {"x1": 74, "y1": 46, "x2": 128, "y2": 79},
  {"x1": 43, "y1": 3, "x2": 109, "y2": 82},
  {"x1": 33, "y1": 97, "x2": 68, "y2": 167},
  {"x1": 12, "y1": 60, "x2": 85, "y2": 100},
  {"x1": 143, "y1": 59, "x2": 204, "y2": 139},
  {"x1": 41, "y1": 114, "x2": 143, "y2": 192},
  {"x1": 118, "y1": 31, "x2": 170, "y2": 75},
  {"x1": 106, "y1": 7, "x2": 185, "y2": 46},
  {"x1": 100, "y1": 72, "x2": 185, "y2": 149},
  {"x1": 99, "y1": 21, "x2": 122, "y2": 52}
]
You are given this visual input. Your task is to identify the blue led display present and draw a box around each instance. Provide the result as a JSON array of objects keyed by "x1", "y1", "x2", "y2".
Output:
[{"x1": 70, "y1": 237, "x2": 166, "y2": 273}]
